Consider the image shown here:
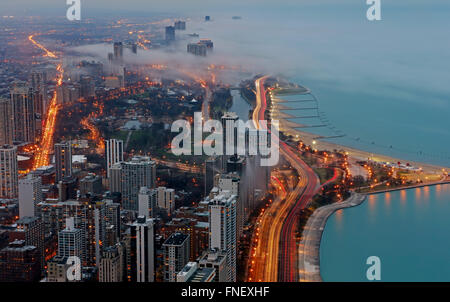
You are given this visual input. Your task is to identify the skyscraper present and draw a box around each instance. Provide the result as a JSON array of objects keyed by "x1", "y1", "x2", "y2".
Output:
[
  {"x1": 121, "y1": 156, "x2": 156, "y2": 211},
  {"x1": 80, "y1": 75, "x2": 95, "y2": 99},
  {"x1": 218, "y1": 173, "x2": 244, "y2": 240},
  {"x1": 165, "y1": 26, "x2": 175, "y2": 43},
  {"x1": 54, "y1": 141, "x2": 72, "y2": 183},
  {"x1": 105, "y1": 139, "x2": 124, "y2": 178},
  {"x1": 156, "y1": 186, "x2": 175, "y2": 215},
  {"x1": 208, "y1": 193, "x2": 237, "y2": 282},
  {"x1": 113, "y1": 42, "x2": 123, "y2": 62},
  {"x1": 19, "y1": 174, "x2": 42, "y2": 218},
  {"x1": 205, "y1": 156, "x2": 220, "y2": 196},
  {"x1": 0, "y1": 98, "x2": 13, "y2": 145},
  {"x1": 30, "y1": 71, "x2": 48, "y2": 118},
  {"x1": 79, "y1": 173, "x2": 102, "y2": 197},
  {"x1": 57, "y1": 217, "x2": 82, "y2": 260},
  {"x1": 162, "y1": 232, "x2": 190, "y2": 282},
  {"x1": 109, "y1": 162, "x2": 123, "y2": 193},
  {"x1": 187, "y1": 42, "x2": 207, "y2": 57},
  {"x1": 104, "y1": 199, "x2": 121, "y2": 244},
  {"x1": 10, "y1": 216, "x2": 45, "y2": 267},
  {"x1": 10, "y1": 82, "x2": 35, "y2": 143},
  {"x1": 99, "y1": 244, "x2": 124, "y2": 282},
  {"x1": 174, "y1": 20, "x2": 186, "y2": 30},
  {"x1": 138, "y1": 187, "x2": 157, "y2": 219},
  {"x1": 127, "y1": 216, "x2": 155, "y2": 282},
  {"x1": 0, "y1": 240, "x2": 41, "y2": 282},
  {"x1": 221, "y1": 112, "x2": 239, "y2": 170},
  {"x1": 0, "y1": 144, "x2": 18, "y2": 199}
]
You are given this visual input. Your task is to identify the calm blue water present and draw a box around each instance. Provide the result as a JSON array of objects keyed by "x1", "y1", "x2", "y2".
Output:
[{"x1": 320, "y1": 184, "x2": 450, "y2": 282}]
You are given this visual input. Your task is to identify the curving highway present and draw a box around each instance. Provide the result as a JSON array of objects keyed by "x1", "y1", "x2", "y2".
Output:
[{"x1": 251, "y1": 76, "x2": 320, "y2": 282}]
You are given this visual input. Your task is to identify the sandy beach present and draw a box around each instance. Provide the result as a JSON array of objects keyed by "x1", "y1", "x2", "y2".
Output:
[{"x1": 270, "y1": 90, "x2": 448, "y2": 175}]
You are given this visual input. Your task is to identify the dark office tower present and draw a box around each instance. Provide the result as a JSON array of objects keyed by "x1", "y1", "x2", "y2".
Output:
[
  {"x1": 108, "y1": 52, "x2": 114, "y2": 63},
  {"x1": 174, "y1": 20, "x2": 186, "y2": 30},
  {"x1": 30, "y1": 71, "x2": 48, "y2": 118},
  {"x1": 126, "y1": 216, "x2": 155, "y2": 282},
  {"x1": 54, "y1": 141, "x2": 72, "y2": 183},
  {"x1": 104, "y1": 199, "x2": 121, "y2": 244},
  {"x1": 205, "y1": 16, "x2": 211, "y2": 21},
  {"x1": 221, "y1": 112, "x2": 239, "y2": 171},
  {"x1": 187, "y1": 43, "x2": 207, "y2": 57},
  {"x1": 131, "y1": 43, "x2": 137, "y2": 54},
  {"x1": 0, "y1": 144, "x2": 18, "y2": 199},
  {"x1": 79, "y1": 173, "x2": 102, "y2": 197},
  {"x1": 0, "y1": 97, "x2": 13, "y2": 145},
  {"x1": 205, "y1": 156, "x2": 220, "y2": 196},
  {"x1": 162, "y1": 232, "x2": 190, "y2": 282},
  {"x1": 80, "y1": 75, "x2": 95, "y2": 99},
  {"x1": 10, "y1": 216, "x2": 45, "y2": 267},
  {"x1": 165, "y1": 26, "x2": 175, "y2": 43},
  {"x1": 113, "y1": 42, "x2": 123, "y2": 62},
  {"x1": 10, "y1": 82, "x2": 35, "y2": 144},
  {"x1": 58, "y1": 176, "x2": 77, "y2": 202},
  {"x1": 199, "y1": 39, "x2": 214, "y2": 51},
  {"x1": 0, "y1": 240, "x2": 41, "y2": 282}
]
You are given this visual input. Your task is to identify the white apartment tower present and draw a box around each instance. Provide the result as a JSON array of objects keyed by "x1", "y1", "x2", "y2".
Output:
[
  {"x1": 105, "y1": 139, "x2": 124, "y2": 178},
  {"x1": 0, "y1": 144, "x2": 18, "y2": 198},
  {"x1": 19, "y1": 174, "x2": 42, "y2": 218},
  {"x1": 208, "y1": 193, "x2": 237, "y2": 282}
]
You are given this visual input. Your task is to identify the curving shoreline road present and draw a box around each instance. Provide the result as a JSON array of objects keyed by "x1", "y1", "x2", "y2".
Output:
[{"x1": 298, "y1": 193, "x2": 366, "y2": 282}]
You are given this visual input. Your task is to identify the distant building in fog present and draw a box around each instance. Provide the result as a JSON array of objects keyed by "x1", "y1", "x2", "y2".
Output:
[
  {"x1": 165, "y1": 26, "x2": 175, "y2": 42},
  {"x1": 174, "y1": 20, "x2": 186, "y2": 30}
]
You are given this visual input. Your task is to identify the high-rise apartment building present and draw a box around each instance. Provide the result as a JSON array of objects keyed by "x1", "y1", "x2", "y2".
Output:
[
  {"x1": 10, "y1": 82, "x2": 35, "y2": 143},
  {"x1": 0, "y1": 240, "x2": 41, "y2": 282},
  {"x1": 54, "y1": 141, "x2": 72, "y2": 183},
  {"x1": 162, "y1": 232, "x2": 190, "y2": 282},
  {"x1": 165, "y1": 26, "x2": 175, "y2": 42},
  {"x1": 105, "y1": 139, "x2": 123, "y2": 178},
  {"x1": 10, "y1": 216, "x2": 45, "y2": 267},
  {"x1": 138, "y1": 187, "x2": 157, "y2": 219},
  {"x1": 121, "y1": 156, "x2": 156, "y2": 211},
  {"x1": 127, "y1": 216, "x2": 155, "y2": 282},
  {"x1": 208, "y1": 192, "x2": 237, "y2": 281},
  {"x1": 157, "y1": 186, "x2": 175, "y2": 215},
  {"x1": 99, "y1": 244, "x2": 124, "y2": 282},
  {"x1": 57, "y1": 217, "x2": 82, "y2": 260},
  {"x1": 19, "y1": 174, "x2": 42, "y2": 218},
  {"x1": 0, "y1": 98, "x2": 13, "y2": 145},
  {"x1": 0, "y1": 144, "x2": 18, "y2": 198}
]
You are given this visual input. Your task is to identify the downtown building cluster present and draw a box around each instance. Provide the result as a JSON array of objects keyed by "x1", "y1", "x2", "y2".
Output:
[{"x1": 0, "y1": 125, "x2": 270, "y2": 282}]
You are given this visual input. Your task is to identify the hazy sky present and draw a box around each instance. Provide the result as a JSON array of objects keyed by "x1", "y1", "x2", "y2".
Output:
[{"x1": 1, "y1": 0, "x2": 446, "y2": 16}]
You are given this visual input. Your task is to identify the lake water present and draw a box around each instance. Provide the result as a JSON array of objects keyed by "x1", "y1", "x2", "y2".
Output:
[{"x1": 320, "y1": 184, "x2": 450, "y2": 282}]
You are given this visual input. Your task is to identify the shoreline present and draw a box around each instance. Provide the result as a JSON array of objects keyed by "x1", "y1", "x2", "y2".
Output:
[
  {"x1": 299, "y1": 182, "x2": 450, "y2": 282},
  {"x1": 269, "y1": 89, "x2": 449, "y2": 174},
  {"x1": 298, "y1": 193, "x2": 366, "y2": 282},
  {"x1": 365, "y1": 179, "x2": 450, "y2": 195}
]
